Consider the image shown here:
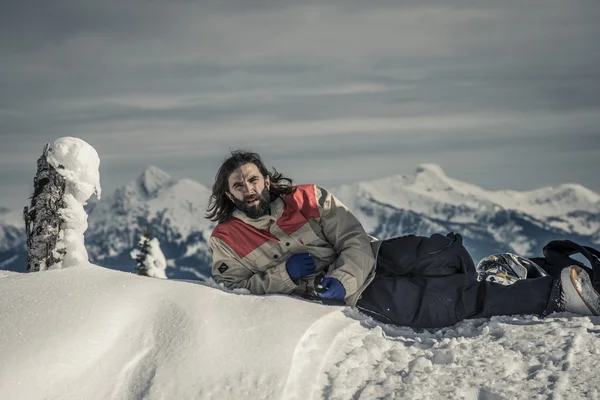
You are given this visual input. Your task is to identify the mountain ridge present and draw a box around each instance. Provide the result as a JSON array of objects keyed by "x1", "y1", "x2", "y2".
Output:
[{"x1": 1, "y1": 164, "x2": 598, "y2": 277}]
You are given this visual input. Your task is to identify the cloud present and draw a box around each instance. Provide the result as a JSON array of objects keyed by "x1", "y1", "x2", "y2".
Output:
[{"x1": 1, "y1": 0, "x2": 599, "y2": 210}]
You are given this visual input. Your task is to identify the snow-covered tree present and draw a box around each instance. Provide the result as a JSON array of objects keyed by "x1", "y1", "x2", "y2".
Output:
[
  {"x1": 131, "y1": 226, "x2": 168, "y2": 279},
  {"x1": 23, "y1": 143, "x2": 67, "y2": 272},
  {"x1": 23, "y1": 138, "x2": 101, "y2": 272},
  {"x1": 134, "y1": 226, "x2": 152, "y2": 276}
]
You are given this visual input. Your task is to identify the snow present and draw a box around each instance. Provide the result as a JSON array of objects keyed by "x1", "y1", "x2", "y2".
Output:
[
  {"x1": 2, "y1": 266, "x2": 600, "y2": 399},
  {"x1": 182, "y1": 239, "x2": 212, "y2": 258},
  {"x1": 332, "y1": 165, "x2": 500, "y2": 226},
  {"x1": 135, "y1": 165, "x2": 175, "y2": 199},
  {"x1": 130, "y1": 237, "x2": 168, "y2": 279},
  {"x1": 86, "y1": 167, "x2": 214, "y2": 259},
  {"x1": 47, "y1": 137, "x2": 102, "y2": 203},
  {"x1": 147, "y1": 178, "x2": 214, "y2": 238},
  {"x1": 333, "y1": 163, "x2": 600, "y2": 222},
  {"x1": 549, "y1": 211, "x2": 600, "y2": 236},
  {"x1": 178, "y1": 266, "x2": 210, "y2": 280},
  {"x1": 0, "y1": 224, "x2": 23, "y2": 252},
  {"x1": 483, "y1": 184, "x2": 600, "y2": 218},
  {"x1": 331, "y1": 164, "x2": 600, "y2": 243},
  {"x1": 0, "y1": 207, "x2": 24, "y2": 227},
  {"x1": 0, "y1": 255, "x2": 17, "y2": 268},
  {"x1": 45, "y1": 137, "x2": 101, "y2": 269},
  {"x1": 0, "y1": 208, "x2": 26, "y2": 251}
]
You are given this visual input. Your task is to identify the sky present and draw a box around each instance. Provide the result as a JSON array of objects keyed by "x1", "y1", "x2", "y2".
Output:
[{"x1": 1, "y1": 0, "x2": 599, "y2": 211}]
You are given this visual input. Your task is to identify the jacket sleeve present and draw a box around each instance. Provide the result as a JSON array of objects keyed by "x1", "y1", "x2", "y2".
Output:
[
  {"x1": 210, "y1": 236, "x2": 298, "y2": 295},
  {"x1": 314, "y1": 185, "x2": 376, "y2": 297}
]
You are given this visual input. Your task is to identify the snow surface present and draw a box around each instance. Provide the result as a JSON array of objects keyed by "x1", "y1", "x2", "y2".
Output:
[{"x1": 2, "y1": 265, "x2": 600, "y2": 399}]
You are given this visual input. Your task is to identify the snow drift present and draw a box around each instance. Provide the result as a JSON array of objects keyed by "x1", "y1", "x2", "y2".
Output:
[{"x1": 2, "y1": 265, "x2": 600, "y2": 399}]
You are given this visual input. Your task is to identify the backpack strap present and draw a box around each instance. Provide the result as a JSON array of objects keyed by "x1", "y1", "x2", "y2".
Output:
[{"x1": 543, "y1": 240, "x2": 600, "y2": 286}]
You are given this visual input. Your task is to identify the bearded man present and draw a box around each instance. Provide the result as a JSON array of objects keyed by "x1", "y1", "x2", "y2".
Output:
[{"x1": 205, "y1": 150, "x2": 600, "y2": 329}]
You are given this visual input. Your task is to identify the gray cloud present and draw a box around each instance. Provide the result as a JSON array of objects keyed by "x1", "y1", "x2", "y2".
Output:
[{"x1": 1, "y1": 0, "x2": 599, "y2": 210}]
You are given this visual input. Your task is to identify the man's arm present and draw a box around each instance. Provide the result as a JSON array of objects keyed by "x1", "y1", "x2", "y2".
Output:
[
  {"x1": 314, "y1": 185, "x2": 376, "y2": 298},
  {"x1": 210, "y1": 236, "x2": 298, "y2": 295}
]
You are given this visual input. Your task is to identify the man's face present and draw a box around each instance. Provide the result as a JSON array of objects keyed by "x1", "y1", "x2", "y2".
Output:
[{"x1": 226, "y1": 163, "x2": 271, "y2": 219}]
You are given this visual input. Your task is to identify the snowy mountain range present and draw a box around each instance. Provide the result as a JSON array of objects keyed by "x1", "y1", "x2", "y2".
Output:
[{"x1": 1, "y1": 164, "x2": 599, "y2": 277}]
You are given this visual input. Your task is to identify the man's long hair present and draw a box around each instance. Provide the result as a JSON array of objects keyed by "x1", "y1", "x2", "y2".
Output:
[{"x1": 205, "y1": 150, "x2": 295, "y2": 224}]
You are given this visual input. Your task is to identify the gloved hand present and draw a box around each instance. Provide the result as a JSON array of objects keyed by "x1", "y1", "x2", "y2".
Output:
[
  {"x1": 285, "y1": 253, "x2": 316, "y2": 281},
  {"x1": 318, "y1": 277, "x2": 346, "y2": 300}
]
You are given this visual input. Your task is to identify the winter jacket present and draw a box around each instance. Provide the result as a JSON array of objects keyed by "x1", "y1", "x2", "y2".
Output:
[{"x1": 210, "y1": 184, "x2": 379, "y2": 306}]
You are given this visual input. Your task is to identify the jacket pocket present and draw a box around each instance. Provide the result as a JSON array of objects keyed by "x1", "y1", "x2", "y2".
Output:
[
  {"x1": 293, "y1": 221, "x2": 337, "y2": 260},
  {"x1": 246, "y1": 240, "x2": 288, "y2": 271}
]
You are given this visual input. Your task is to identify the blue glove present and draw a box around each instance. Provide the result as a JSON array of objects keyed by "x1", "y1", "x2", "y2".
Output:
[
  {"x1": 318, "y1": 277, "x2": 346, "y2": 300},
  {"x1": 286, "y1": 253, "x2": 316, "y2": 281}
]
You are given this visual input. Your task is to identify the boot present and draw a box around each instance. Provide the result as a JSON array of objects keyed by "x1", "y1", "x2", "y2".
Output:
[{"x1": 561, "y1": 266, "x2": 600, "y2": 316}]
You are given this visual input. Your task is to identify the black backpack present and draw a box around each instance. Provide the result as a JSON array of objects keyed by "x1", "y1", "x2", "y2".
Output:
[{"x1": 529, "y1": 240, "x2": 600, "y2": 289}]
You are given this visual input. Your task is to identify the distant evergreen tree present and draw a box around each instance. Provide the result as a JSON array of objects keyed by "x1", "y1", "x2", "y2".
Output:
[
  {"x1": 135, "y1": 225, "x2": 152, "y2": 277},
  {"x1": 23, "y1": 143, "x2": 67, "y2": 272}
]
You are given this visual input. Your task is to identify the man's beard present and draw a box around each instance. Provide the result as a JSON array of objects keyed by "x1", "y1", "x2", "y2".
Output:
[{"x1": 231, "y1": 186, "x2": 271, "y2": 219}]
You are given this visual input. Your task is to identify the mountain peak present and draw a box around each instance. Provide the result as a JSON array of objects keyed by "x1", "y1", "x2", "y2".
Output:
[
  {"x1": 415, "y1": 163, "x2": 446, "y2": 177},
  {"x1": 135, "y1": 166, "x2": 174, "y2": 199},
  {"x1": 556, "y1": 183, "x2": 600, "y2": 201},
  {"x1": 412, "y1": 163, "x2": 454, "y2": 191}
]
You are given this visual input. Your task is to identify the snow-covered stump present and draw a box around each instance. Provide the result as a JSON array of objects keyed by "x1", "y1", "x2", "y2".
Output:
[{"x1": 23, "y1": 137, "x2": 101, "y2": 272}]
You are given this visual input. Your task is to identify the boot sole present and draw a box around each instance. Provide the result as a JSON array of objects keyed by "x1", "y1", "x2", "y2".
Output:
[{"x1": 561, "y1": 266, "x2": 600, "y2": 316}]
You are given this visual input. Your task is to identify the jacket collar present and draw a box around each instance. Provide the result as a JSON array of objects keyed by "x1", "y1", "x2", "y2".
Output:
[{"x1": 231, "y1": 196, "x2": 285, "y2": 229}]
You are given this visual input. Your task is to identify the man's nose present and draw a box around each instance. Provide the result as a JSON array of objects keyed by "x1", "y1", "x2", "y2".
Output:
[{"x1": 242, "y1": 182, "x2": 256, "y2": 194}]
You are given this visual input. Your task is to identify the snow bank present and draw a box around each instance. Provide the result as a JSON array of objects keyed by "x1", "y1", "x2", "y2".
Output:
[
  {"x1": 0, "y1": 266, "x2": 342, "y2": 400},
  {"x1": 1, "y1": 266, "x2": 600, "y2": 399}
]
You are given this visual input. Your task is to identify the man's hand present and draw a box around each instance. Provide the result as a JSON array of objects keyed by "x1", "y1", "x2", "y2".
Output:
[
  {"x1": 318, "y1": 277, "x2": 346, "y2": 300},
  {"x1": 285, "y1": 253, "x2": 316, "y2": 281}
]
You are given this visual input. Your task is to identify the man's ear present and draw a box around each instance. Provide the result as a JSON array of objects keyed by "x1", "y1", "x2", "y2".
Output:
[
  {"x1": 265, "y1": 175, "x2": 271, "y2": 190},
  {"x1": 225, "y1": 191, "x2": 233, "y2": 201}
]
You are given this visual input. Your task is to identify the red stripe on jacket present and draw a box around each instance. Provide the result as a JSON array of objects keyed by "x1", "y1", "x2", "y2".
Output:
[
  {"x1": 211, "y1": 184, "x2": 321, "y2": 259},
  {"x1": 212, "y1": 218, "x2": 279, "y2": 259},
  {"x1": 277, "y1": 184, "x2": 320, "y2": 235}
]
